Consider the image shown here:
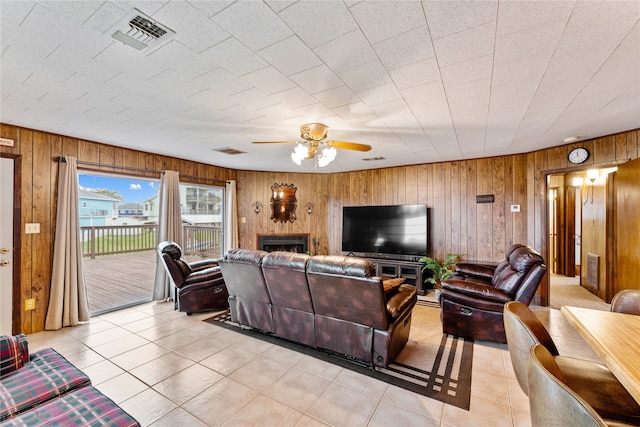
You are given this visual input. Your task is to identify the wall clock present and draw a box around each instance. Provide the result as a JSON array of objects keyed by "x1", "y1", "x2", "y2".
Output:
[{"x1": 568, "y1": 147, "x2": 589, "y2": 164}]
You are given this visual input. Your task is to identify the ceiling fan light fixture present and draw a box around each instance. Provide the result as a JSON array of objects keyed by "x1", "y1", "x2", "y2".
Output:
[
  {"x1": 317, "y1": 146, "x2": 337, "y2": 167},
  {"x1": 291, "y1": 143, "x2": 308, "y2": 165}
]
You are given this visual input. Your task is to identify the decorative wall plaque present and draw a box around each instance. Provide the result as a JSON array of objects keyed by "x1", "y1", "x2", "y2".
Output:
[{"x1": 270, "y1": 183, "x2": 297, "y2": 223}]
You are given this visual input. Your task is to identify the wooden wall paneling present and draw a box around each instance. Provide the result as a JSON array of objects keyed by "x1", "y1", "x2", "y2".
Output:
[
  {"x1": 492, "y1": 157, "x2": 506, "y2": 259},
  {"x1": 98, "y1": 144, "x2": 115, "y2": 171},
  {"x1": 606, "y1": 171, "x2": 616, "y2": 301},
  {"x1": 396, "y1": 167, "x2": 407, "y2": 204},
  {"x1": 512, "y1": 154, "x2": 528, "y2": 244},
  {"x1": 594, "y1": 135, "x2": 616, "y2": 164},
  {"x1": 465, "y1": 160, "x2": 478, "y2": 261},
  {"x1": 430, "y1": 163, "x2": 446, "y2": 260},
  {"x1": 548, "y1": 146, "x2": 566, "y2": 171},
  {"x1": 503, "y1": 157, "x2": 514, "y2": 250},
  {"x1": 475, "y1": 158, "x2": 493, "y2": 261},
  {"x1": 616, "y1": 158, "x2": 640, "y2": 293},
  {"x1": 371, "y1": 168, "x2": 384, "y2": 206},
  {"x1": 449, "y1": 162, "x2": 460, "y2": 255},
  {"x1": 615, "y1": 133, "x2": 632, "y2": 161},
  {"x1": 534, "y1": 150, "x2": 550, "y2": 305},
  {"x1": 405, "y1": 165, "x2": 418, "y2": 205},
  {"x1": 458, "y1": 161, "x2": 468, "y2": 257},
  {"x1": 31, "y1": 131, "x2": 53, "y2": 330},
  {"x1": 78, "y1": 139, "x2": 99, "y2": 164},
  {"x1": 20, "y1": 129, "x2": 34, "y2": 333}
]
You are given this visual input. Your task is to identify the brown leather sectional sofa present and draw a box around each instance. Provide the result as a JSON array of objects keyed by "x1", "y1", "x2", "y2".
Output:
[{"x1": 218, "y1": 249, "x2": 418, "y2": 368}]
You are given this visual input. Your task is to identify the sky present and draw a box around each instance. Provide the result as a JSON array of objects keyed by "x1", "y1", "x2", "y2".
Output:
[{"x1": 78, "y1": 174, "x2": 159, "y2": 204}]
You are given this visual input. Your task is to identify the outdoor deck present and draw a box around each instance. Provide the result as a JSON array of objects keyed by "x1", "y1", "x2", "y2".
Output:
[{"x1": 83, "y1": 251, "x2": 201, "y2": 314}]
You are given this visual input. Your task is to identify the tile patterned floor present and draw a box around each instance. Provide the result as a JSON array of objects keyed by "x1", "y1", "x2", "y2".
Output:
[{"x1": 25, "y1": 302, "x2": 600, "y2": 427}]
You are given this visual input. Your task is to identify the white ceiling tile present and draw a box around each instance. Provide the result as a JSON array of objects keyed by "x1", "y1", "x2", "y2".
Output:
[
  {"x1": 433, "y1": 22, "x2": 495, "y2": 67},
  {"x1": 37, "y1": 0, "x2": 103, "y2": 25},
  {"x1": 313, "y1": 30, "x2": 378, "y2": 75},
  {"x1": 338, "y1": 60, "x2": 392, "y2": 93},
  {"x1": 350, "y1": 1, "x2": 426, "y2": 45},
  {"x1": 494, "y1": 19, "x2": 565, "y2": 65},
  {"x1": 151, "y1": 1, "x2": 230, "y2": 53},
  {"x1": 259, "y1": 36, "x2": 322, "y2": 76},
  {"x1": 496, "y1": 1, "x2": 574, "y2": 37},
  {"x1": 274, "y1": 87, "x2": 317, "y2": 109},
  {"x1": 389, "y1": 59, "x2": 440, "y2": 91},
  {"x1": 357, "y1": 83, "x2": 402, "y2": 108},
  {"x1": 289, "y1": 65, "x2": 343, "y2": 95},
  {"x1": 374, "y1": 27, "x2": 435, "y2": 71},
  {"x1": 187, "y1": 1, "x2": 236, "y2": 18},
  {"x1": 277, "y1": 1, "x2": 358, "y2": 49},
  {"x1": 424, "y1": 1, "x2": 497, "y2": 40},
  {"x1": 241, "y1": 66, "x2": 296, "y2": 95},
  {"x1": 314, "y1": 86, "x2": 357, "y2": 109},
  {"x1": 441, "y1": 55, "x2": 492, "y2": 88},
  {"x1": 22, "y1": 4, "x2": 112, "y2": 57},
  {"x1": 199, "y1": 37, "x2": 267, "y2": 76},
  {"x1": 212, "y1": 1, "x2": 292, "y2": 51}
]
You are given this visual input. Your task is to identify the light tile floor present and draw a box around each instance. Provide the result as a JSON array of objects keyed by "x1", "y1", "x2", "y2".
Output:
[{"x1": 25, "y1": 302, "x2": 600, "y2": 427}]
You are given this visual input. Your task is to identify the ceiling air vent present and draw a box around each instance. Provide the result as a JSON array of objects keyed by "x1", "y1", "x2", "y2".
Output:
[
  {"x1": 107, "y1": 9, "x2": 175, "y2": 52},
  {"x1": 363, "y1": 156, "x2": 385, "y2": 161},
  {"x1": 214, "y1": 147, "x2": 246, "y2": 155}
]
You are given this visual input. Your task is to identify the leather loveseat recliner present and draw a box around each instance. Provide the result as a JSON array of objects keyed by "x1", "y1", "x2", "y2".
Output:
[
  {"x1": 439, "y1": 243, "x2": 547, "y2": 343},
  {"x1": 218, "y1": 249, "x2": 418, "y2": 368},
  {"x1": 157, "y1": 241, "x2": 229, "y2": 315}
]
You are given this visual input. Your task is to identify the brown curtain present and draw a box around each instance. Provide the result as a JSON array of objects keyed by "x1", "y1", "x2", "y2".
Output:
[
  {"x1": 45, "y1": 157, "x2": 90, "y2": 330},
  {"x1": 153, "y1": 170, "x2": 183, "y2": 301}
]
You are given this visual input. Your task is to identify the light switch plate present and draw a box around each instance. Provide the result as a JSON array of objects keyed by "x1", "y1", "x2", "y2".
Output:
[
  {"x1": 25, "y1": 223, "x2": 40, "y2": 234},
  {"x1": 510, "y1": 205, "x2": 521, "y2": 212}
]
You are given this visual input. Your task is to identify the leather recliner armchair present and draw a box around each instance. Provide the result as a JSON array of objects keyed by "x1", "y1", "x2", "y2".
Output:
[
  {"x1": 439, "y1": 243, "x2": 547, "y2": 343},
  {"x1": 157, "y1": 241, "x2": 229, "y2": 315}
]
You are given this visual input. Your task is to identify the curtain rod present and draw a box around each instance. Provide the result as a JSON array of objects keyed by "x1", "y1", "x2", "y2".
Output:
[{"x1": 56, "y1": 157, "x2": 230, "y2": 185}]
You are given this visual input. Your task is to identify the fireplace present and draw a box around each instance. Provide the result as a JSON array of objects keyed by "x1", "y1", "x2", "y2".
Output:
[{"x1": 258, "y1": 234, "x2": 309, "y2": 253}]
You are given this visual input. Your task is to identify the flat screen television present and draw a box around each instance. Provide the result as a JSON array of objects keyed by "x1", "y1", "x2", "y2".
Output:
[{"x1": 342, "y1": 204, "x2": 428, "y2": 259}]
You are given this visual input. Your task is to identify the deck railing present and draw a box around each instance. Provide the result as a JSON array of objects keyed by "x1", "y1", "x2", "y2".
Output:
[{"x1": 80, "y1": 224, "x2": 223, "y2": 259}]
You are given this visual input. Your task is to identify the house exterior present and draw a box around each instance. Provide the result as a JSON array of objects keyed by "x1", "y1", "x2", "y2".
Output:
[{"x1": 78, "y1": 189, "x2": 120, "y2": 227}]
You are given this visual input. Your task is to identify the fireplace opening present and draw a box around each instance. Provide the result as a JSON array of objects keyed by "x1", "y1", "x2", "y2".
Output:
[{"x1": 258, "y1": 234, "x2": 309, "y2": 253}]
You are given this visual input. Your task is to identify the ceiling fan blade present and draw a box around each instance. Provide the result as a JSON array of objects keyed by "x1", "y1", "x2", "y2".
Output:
[
  {"x1": 328, "y1": 140, "x2": 372, "y2": 152},
  {"x1": 251, "y1": 140, "x2": 298, "y2": 144}
]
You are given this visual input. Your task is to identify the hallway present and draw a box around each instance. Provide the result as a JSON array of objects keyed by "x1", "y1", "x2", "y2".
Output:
[{"x1": 549, "y1": 273, "x2": 610, "y2": 311}]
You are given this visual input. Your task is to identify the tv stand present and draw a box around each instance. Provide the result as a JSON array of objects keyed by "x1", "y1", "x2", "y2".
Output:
[{"x1": 367, "y1": 258, "x2": 425, "y2": 295}]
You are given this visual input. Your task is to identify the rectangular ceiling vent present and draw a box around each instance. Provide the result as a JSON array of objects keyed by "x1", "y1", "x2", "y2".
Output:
[
  {"x1": 363, "y1": 156, "x2": 385, "y2": 161},
  {"x1": 107, "y1": 9, "x2": 175, "y2": 52},
  {"x1": 214, "y1": 147, "x2": 246, "y2": 155}
]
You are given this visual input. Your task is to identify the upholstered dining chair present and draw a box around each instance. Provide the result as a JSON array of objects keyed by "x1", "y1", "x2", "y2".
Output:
[
  {"x1": 610, "y1": 289, "x2": 640, "y2": 315},
  {"x1": 157, "y1": 241, "x2": 229, "y2": 315},
  {"x1": 503, "y1": 301, "x2": 640, "y2": 425},
  {"x1": 527, "y1": 344, "x2": 637, "y2": 427}
]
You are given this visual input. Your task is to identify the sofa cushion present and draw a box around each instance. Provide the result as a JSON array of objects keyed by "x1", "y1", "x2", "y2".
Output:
[
  {"x1": 386, "y1": 285, "x2": 417, "y2": 319},
  {"x1": 1, "y1": 386, "x2": 139, "y2": 426},
  {"x1": 382, "y1": 278, "x2": 405, "y2": 296},
  {"x1": 0, "y1": 348, "x2": 91, "y2": 420},
  {"x1": 307, "y1": 255, "x2": 375, "y2": 277},
  {"x1": 0, "y1": 335, "x2": 29, "y2": 378}
]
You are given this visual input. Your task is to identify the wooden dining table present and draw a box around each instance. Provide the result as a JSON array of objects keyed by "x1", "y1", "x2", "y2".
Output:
[{"x1": 561, "y1": 305, "x2": 640, "y2": 403}]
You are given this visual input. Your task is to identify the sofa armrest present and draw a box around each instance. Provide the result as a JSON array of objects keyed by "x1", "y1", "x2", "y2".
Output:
[
  {"x1": 189, "y1": 259, "x2": 220, "y2": 272},
  {"x1": 386, "y1": 285, "x2": 417, "y2": 320},
  {"x1": 0, "y1": 334, "x2": 29, "y2": 377},
  {"x1": 382, "y1": 278, "x2": 406, "y2": 296},
  {"x1": 441, "y1": 279, "x2": 512, "y2": 303},
  {"x1": 181, "y1": 266, "x2": 223, "y2": 288},
  {"x1": 454, "y1": 262, "x2": 497, "y2": 279}
]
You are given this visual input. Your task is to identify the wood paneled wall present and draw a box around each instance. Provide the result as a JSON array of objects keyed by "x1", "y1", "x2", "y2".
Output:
[
  {"x1": 0, "y1": 124, "x2": 236, "y2": 334},
  {"x1": 2, "y1": 121, "x2": 638, "y2": 333}
]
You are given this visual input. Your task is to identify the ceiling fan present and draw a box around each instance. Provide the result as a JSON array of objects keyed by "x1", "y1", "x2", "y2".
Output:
[{"x1": 252, "y1": 123, "x2": 372, "y2": 167}]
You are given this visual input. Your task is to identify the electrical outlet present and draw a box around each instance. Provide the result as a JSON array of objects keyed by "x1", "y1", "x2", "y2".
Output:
[
  {"x1": 25, "y1": 223, "x2": 40, "y2": 234},
  {"x1": 24, "y1": 298, "x2": 35, "y2": 311}
]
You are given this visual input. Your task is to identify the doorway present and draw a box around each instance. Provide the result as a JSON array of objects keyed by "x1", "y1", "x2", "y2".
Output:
[
  {"x1": 547, "y1": 170, "x2": 614, "y2": 310},
  {"x1": 0, "y1": 157, "x2": 14, "y2": 334}
]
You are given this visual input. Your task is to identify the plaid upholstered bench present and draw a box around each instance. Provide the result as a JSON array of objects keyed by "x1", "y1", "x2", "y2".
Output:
[{"x1": 0, "y1": 334, "x2": 139, "y2": 426}]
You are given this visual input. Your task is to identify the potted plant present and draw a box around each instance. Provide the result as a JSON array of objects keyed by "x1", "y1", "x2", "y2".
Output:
[{"x1": 419, "y1": 254, "x2": 462, "y2": 298}]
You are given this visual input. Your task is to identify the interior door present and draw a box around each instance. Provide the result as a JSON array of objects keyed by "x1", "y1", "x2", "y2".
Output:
[
  {"x1": 0, "y1": 157, "x2": 14, "y2": 334},
  {"x1": 616, "y1": 158, "x2": 640, "y2": 294}
]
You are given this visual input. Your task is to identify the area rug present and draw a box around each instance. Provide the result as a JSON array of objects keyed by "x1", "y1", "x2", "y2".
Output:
[{"x1": 204, "y1": 304, "x2": 473, "y2": 410}]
